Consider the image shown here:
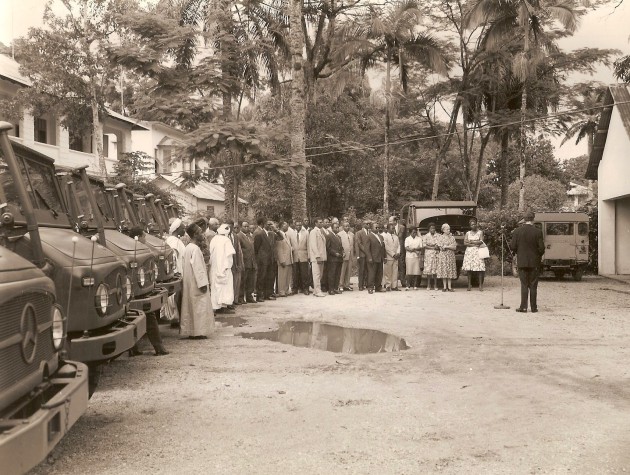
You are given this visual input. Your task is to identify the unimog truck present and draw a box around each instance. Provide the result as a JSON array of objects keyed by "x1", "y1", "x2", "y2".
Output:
[
  {"x1": 0, "y1": 123, "x2": 146, "y2": 394},
  {"x1": 0, "y1": 247, "x2": 89, "y2": 475},
  {"x1": 56, "y1": 167, "x2": 168, "y2": 315}
]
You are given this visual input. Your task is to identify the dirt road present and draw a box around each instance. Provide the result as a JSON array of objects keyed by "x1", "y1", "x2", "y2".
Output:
[{"x1": 31, "y1": 276, "x2": 630, "y2": 474}]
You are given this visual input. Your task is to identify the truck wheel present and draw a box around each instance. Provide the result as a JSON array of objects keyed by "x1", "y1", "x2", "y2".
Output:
[
  {"x1": 88, "y1": 364, "x2": 102, "y2": 398},
  {"x1": 553, "y1": 271, "x2": 565, "y2": 280},
  {"x1": 572, "y1": 269, "x2": 583, "y2": 282}
]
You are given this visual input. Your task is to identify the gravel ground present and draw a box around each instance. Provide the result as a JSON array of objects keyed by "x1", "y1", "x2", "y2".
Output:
[{"x1": 30, "y1": 275, "x2": 630, "y2": 474}]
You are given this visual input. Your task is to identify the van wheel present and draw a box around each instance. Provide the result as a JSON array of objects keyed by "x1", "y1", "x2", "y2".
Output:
[
  {"x1": 88, "y1": 364, "x2": 102, "y2": 398},
  {"x1": 572, "y1": 269, "x2": 583, "y2": 282},
  {"x1": 554, "y1": 271, "x2": 565, "y2": 280}
]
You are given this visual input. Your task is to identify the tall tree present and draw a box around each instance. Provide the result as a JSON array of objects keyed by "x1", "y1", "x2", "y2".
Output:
[
  {"x1": 338, "y1": 0, "x2": 449, "y2": 214},
  {"x1": 13, "y1": 0, "x2": 130, "y2": 177}
]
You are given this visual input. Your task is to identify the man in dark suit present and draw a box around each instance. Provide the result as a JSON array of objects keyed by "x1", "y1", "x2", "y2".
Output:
[
  {"x1": 354, "y1": 220, "x2": 371, "y2": 291},
  {"x1": 511, "y1": 210, "x2": 545, "y2": 313},
  {"x1": 366, "y1": 222, "x2": 386, "y2": 294},
  {"x1": 325, "y1": 222, "x2": 344, "y2": 295},
  {"x1": 253, "y1": 217, "x2": 275, "y2": 302},
  {"x1": 238, "y1": 221, "x2": 257, "y2": 303}
]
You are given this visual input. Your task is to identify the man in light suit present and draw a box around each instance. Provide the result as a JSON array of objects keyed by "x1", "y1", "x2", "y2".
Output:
[
  {"x1": 308, "y1": 217, "x2": 327, "y2": 297},
  {"x1": 511, "y1": 210, "x2": 545, "y2": 313},
  {"x1": 338, "y1": 221, "x2": 354, "y2": 291},
  {"x1": 290, "y1": 219, "x2": 310, "y2": 295},
  {"x1": 275, "y1": 221, "x2": 294, "y2": 297},
  {"x1": 367, "y1": 222, "x2": 386, "y2": 294},
  {"x1": 382, "y1": 223, "x2": 401, "y2": 291},
  {"x1": 354, "y1": 220, "x2": 371, "y2": 291},
  {"x1": 390, "y1": 216, "x2": 407, "y2": 287}
]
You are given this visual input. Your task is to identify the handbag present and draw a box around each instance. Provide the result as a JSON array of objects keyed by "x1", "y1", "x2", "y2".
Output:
[{"x1": 478, "y1": 242, "x2": 490, "y2": 259}]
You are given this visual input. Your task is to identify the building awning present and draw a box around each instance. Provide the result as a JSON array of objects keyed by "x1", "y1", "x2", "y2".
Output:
[{"x1": 586, "y1": 84, "x2": 630, "y2": 180}]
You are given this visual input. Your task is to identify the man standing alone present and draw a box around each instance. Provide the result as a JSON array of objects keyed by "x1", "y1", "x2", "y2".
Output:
[{"x1": 511, "y1": 210, "x2": 545, "y2": 313}]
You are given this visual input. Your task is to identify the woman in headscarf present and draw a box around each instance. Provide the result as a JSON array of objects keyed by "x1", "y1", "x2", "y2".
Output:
[
  {"x1": 180, "y1": 223, "x2": 213, "y2": 339},
  {"x1": 422, "y1": 222, "x2": 440, "y2": 290},
  {"x1": 404, "y1": 227, "x2": 424, "y2": 289},
  {"x1": 437, "y1": 223, "x2": 458, "y2": 291},
  {"x1": 462, "y1": 217, "x2": 486, "y2": 291},
  {"x1": 209, "y1": 224, "x2": 236, "y2": 314}
]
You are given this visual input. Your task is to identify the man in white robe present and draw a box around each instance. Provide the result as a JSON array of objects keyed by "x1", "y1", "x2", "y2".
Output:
[
  {"x1": 180, "y1": 223, "x2": 213, "y2": 339},
  {"x1": 210, "y1": 224, "x2": 236, "y2": 314}
]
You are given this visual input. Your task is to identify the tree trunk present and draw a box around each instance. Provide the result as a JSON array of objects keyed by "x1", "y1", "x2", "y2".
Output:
[
  {"x1": 222, "y1": 90, "x2": 235, "y2": 220},
  {"x1": 518, "y1": 85, "x2": 527, "y2": 212},
  {"x1": 500, "y1": 129, "x2": 510, "y2": 209},
  {"x1": 473, "y1": 131, "x2": 492, "y2": 202},
  {"x1": 91, "y1": 97, "x2": 106, "y2": 178},
  {"x1": 383, "y1": 47, "x2": 391, "y2": 215},
  {"x1": 431, "y1": 98, "x2": 461, "y2": 200},
  {"x1": 289, "y1": 0, "x2": 308, "y2": 220}
]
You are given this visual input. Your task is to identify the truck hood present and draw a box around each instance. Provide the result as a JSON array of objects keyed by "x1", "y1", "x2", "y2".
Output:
[
  {"x1": 0, "y1": 247, "x2": 49, "y2": 283},
  {"x1": 104, "y1": 229, "x2": 154, "y2": 255},
  {"x1": 33, "y1": 228, "x2": 122, "y2": 265}
]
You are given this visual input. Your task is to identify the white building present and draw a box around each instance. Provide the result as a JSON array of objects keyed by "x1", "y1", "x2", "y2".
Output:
[
  {"x1": 0, "y1": 54, "x2": 149, "y2": 175},
  {"x1": 586, "y1": 84, "x2": 630, "y2": 276},
  {"x1": 132, "y1": 120, "x2": 248, "y2": 218}
]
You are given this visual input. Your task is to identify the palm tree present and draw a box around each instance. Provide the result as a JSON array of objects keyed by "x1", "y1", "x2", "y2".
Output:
[
  {"x1": 467, "y1": 0, "x2": 580, "y2": 211},
  {"x1": 340, "y1": 0, "x2": 448, "y2": 214},
  {"x1": 561, "y1": 82, "x2": 606, "y2": 157}
]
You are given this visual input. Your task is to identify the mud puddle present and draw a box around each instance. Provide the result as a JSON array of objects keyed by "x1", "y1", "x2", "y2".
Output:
[
  {"x1": 216, "y1": 316, "x2": 249, "y2": 327},
  {"x1": 239, "y1": 321, "x2": 409, "y2": 354}
]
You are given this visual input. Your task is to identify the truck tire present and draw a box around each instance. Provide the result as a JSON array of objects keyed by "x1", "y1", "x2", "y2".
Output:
[
  {"x1": 88, "y1": 363, "x2": 102, "y2": 398},
  {"x1": 554, "y1": 271, "x2": 565, "y2": 280},
  {"x1": 572, "y1": 269, "x2": 583, "y2": 282}
]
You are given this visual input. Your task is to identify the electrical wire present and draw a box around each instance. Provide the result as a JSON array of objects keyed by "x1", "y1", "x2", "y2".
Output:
[{"x1": 131, "y1": 98, "x2": 630, "y2": 178}]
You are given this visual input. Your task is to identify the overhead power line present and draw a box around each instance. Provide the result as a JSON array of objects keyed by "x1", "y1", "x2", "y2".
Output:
[{"x1": 131, "y1": 99, "x2": 628, "y2": 178}]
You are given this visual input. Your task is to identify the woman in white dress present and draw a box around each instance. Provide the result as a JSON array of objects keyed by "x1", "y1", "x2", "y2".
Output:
[
  {"x1": 462, "y1": 217, "x2": 486, "y2": 291},
  {"x1": 404, "y1": 228, "x2": 424, "y2": 289}
]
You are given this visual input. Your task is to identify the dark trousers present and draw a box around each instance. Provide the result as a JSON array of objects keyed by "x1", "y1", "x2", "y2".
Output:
[
  {"x1": 241, "y1": 267, "x2": 255, "y2": 299},
  {"x1": 357, "y1": 256, "x2": 368, "y2": 289},
  {"x1": 146, "y1": 311, "x2": 164, "y2": 350},
  {"x1": 232, "y1": 268, "x2": 242, "y2": 303},
  {"x1": 367, "y1": 261, "x2": 383, "y2": 291},
  {"x1": 321, "y1": 262, "x2": 329, "y2": 291},
  {"x1": 293, "y1": 261, "x2": 310, "y2": 292},
  {"x1": 256, "y1": 260, "x2": 271, "y2": 298},
  {"x1": 327, "y1": 261, "x2": 342, "y2": 292},
  {"x1": 518, "y1": 267, "x2": 540, "y2": 310},
  {"x1": 268, "y1": 261, "x2": 277, "y2": 296}
]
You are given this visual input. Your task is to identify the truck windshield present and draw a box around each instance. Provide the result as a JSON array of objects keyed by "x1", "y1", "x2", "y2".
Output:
[{"x1": 418, "y1": 215, "x2": 471, "y2": 236}]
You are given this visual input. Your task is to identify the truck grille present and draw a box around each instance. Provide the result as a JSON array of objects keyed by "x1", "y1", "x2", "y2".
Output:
[{"x1": 0, "y1": 293, "x2": 54, "y2": 394}]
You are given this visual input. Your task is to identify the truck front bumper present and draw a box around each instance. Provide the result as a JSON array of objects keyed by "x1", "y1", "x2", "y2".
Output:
[
  {"x1": 0, "y1": 361, "x2": 89, "y2": 475},
  {"x1": 129, "y1": 287, "x2": 168, "y2": 314},
  {"x1": 158, "y1": 275, "x2": 182, "y2": 295},
  {"x1": 65, "y1": 310, "x2": 147, "y2": 363}
]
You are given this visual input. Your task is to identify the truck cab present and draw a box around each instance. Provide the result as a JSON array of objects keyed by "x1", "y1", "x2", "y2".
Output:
[
  {"x1": 0, "y1": 123, "x2": 146, "y2": 393},
  {"x1": 106, "y1": 185, "x2": 182, "y2": 296},
  {"x1": 533, "y1": 212, "x2": 589, "y2": 281},
  {"x1": 402, "y1": 201, "x2": 477, "y2": 277},
  {"x1": 56, "y1": 167, "x2": 168, "y2": 315},
  {"x1": 0, "y1": 247, "x2": 89, "y2": 475}
]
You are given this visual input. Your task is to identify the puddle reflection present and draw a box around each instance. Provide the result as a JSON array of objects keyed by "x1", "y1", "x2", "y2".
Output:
[{"x1": 239, "y1": 321, "x2": 409, "y2": 354}]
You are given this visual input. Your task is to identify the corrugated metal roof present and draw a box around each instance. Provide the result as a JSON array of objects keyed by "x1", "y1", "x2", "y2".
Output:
[
  {"x1": 586, "y1": 84, "x2": 630, "y2": 180},
  {"x1": 0, "y1": 54, "x2": 31, "y2": 86},
  {"x1": 159, "y1": 174, "x2": 247, "y2": 204}
]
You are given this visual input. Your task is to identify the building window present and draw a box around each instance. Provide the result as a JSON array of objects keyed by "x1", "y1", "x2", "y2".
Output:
[
  {"x1": 102, "y1": 134, "x2": 109, "y2": 158},
  {"x1": 34, "y1": 117, "x2": 47, "y2": 143},
  {"x1": 162, "y1": 148, "x2": 172, "y2": 175},
  {"x1": 206, "y1": 206, "x2": 215, "y2": 216}
]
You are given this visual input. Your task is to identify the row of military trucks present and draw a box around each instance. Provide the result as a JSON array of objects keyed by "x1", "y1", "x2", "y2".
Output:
[{"x1": 0, "y1": 122, "x2": 182, "y2": 475}]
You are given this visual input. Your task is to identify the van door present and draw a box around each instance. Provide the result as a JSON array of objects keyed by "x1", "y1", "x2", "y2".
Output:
[
  {"x1": 576, "y1": 221, "x2": 589, "y2": 263},
  {"x1": 544, "y1": 223, "x2": 576, "y2": 262}
]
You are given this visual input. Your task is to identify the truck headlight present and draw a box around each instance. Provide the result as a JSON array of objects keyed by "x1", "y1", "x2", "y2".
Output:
[
  {"x1": 138, "y1": 268, "x2": 146, "y2": 287},
  {"x1": 153, "y1": 262, "x2": 159, "y2": 280},
  {"x1": 125, "y1": 276, "x2": 132, "y2": 300},
  {"x1": 164, "y1": 258, "x2": 170, "y2": 275},
  {"x1": 95, "y1": 283, "x2": 109, "y2": 315},
  {"x1": 51, "y1": 305, "x2": 65, "y2": 350}
]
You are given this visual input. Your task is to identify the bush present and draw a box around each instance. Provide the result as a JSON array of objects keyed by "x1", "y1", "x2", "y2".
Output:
[{"x1": 477, "y1": 208, "x2": 521, "y2": 262}]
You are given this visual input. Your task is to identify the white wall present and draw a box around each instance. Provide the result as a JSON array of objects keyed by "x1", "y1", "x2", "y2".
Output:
[
  {"x1": 598, "y1": 106, "x2": 630, "y2": 201},
  {"x1": 615, "y1": 197, "x2": 630, "y2": 274}
]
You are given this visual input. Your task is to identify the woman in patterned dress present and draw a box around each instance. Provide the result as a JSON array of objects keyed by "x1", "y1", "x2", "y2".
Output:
[
  {"x1": 437, "y1": 223, "x2": 457, "y2": 292},
  {"x1": 422, "y1": 222, "x2": 440, "y2": 290},
  {"x1": 462, "y1": 217, "x2": 486, "y2": 291}
]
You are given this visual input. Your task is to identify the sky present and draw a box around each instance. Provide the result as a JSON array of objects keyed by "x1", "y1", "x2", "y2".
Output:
[{"x1": 1, "y1": 0, "x2": 629, "y2": 160}]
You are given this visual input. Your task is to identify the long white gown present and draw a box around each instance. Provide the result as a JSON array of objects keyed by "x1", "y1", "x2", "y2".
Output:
[
  {"x1": 180, "y1": 242, "x2": 214, "y2": 337},
  {"x1": 209, "y1": 234, "x2": 236, "y2": 310}
]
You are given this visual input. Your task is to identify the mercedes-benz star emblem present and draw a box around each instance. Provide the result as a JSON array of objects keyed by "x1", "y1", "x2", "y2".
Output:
[{"x1": 20, "y1": 304, "x2": 38, "y2": 364}]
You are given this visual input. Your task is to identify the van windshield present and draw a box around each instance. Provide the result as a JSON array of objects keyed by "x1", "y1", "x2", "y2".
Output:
[{"x1": 546, "y1": 223, "x2": 574, "y2": 236}]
